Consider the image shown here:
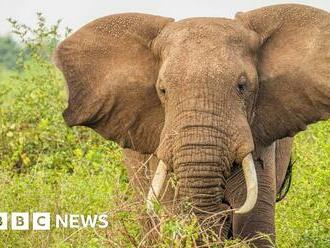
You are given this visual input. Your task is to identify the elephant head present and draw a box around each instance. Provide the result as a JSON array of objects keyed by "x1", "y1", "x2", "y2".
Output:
[{"x1": 54, "y1": 4, "x2": 330, "y2": 236}]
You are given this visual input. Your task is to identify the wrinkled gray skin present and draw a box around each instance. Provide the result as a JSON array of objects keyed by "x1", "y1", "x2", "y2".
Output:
[{"x1": 54, "y1": 4, "x2": 330, "y2": 247}]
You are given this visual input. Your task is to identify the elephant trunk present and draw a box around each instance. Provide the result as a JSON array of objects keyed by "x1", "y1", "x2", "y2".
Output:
[
  {"x1": 172, "y1": 128, "x2": 232, "y2": 231},
  {"x1": 149, "y1": 127, "x2": 258, "y2": 216},
  {"x1": 152, "y1": 101, "x2": 258, "y2": 222},
  {"x1": 175, "y1": 161, "x2": 230, "y2": 223}
]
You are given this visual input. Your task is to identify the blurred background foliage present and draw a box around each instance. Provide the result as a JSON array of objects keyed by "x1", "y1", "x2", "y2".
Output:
[
  {"x1": 0, "y1": 13, "x2": 329, "y2": 247},
  {"x1": 0, "y1": 35, "x2": 20, "y2": 70}
]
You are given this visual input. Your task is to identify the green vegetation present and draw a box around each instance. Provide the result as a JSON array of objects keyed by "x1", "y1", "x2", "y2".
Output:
[
  {"x1": 0, "y1": 36, "x2": 20, "y2": 70},
  {"x1": 0, "y1": 15, "x2": 329, "y2": 247},
  {"x1": 276, "y1": 121, "x2": 330, "y2": 247}
]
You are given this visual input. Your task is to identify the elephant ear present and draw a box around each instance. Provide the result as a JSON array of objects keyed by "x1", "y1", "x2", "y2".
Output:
[
  {"x1": 237, "y1": 4, "x2": 330, "y2": 145},
  {"x1": 54, "y1": 13, "x2": 174, "y2": 153}
]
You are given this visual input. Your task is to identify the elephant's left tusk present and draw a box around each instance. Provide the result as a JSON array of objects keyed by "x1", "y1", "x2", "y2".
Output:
[
  {"x1": 147, "y1": 160, "x2": 168, "y2": 212},
  {"x1": 235, "y1": 153, "x2": 258, "y2": 214}
]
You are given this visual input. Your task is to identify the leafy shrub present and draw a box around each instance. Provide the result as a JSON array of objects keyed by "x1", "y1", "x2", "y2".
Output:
[
  {"x1": 0, "y1": 35, "x2": 20, "y2": 70},
  {"x1": 276, "y1": 121, "x2": 330, "y2": 248}
]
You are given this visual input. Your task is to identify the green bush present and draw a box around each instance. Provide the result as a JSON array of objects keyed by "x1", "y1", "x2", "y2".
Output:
[
  {"x1": 276, "y1": 121, "x2": 330, "y2": 248},
  {"x1": 0, "y1": 35, "x2": 20, "y2": 70}
]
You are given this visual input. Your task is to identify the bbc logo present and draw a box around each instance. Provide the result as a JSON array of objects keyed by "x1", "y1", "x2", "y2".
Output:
[{"x1": 0, "y1": 212, "x2": 50, "y2": 230}]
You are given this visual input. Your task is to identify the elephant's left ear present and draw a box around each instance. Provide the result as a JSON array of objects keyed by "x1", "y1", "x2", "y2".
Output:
[
  {"x1": 54, "y1": 13, "x2": 174, "y2": 153},
  {"x1": 236, "y1": 4, "x2": 330, "y2": 145}
]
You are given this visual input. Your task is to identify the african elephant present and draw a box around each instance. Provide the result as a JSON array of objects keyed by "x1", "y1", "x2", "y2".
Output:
[{"x1": 54, "y1": 4, "x2": 330, "y2": 247}]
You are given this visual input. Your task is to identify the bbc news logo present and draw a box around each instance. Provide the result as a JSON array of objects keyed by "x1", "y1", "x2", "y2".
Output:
[{"x1": 0, "y1": 212, "x2": 108, "y2": 230}]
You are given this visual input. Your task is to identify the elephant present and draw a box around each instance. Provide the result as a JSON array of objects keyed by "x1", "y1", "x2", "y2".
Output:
[{"x1": 54, "y1": 4, "x2": 330, "y2": 247}]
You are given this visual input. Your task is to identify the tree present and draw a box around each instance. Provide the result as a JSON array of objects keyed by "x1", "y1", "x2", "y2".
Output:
[{"x1": 0, "y1": 35, "x2": 20, "y2": 69}]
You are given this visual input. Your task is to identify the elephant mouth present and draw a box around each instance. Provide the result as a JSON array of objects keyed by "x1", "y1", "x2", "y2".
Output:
[{"x1": 146, "y1": 153, "x2": 258, "y2": 214}]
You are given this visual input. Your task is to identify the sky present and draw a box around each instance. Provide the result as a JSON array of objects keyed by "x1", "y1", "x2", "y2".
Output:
[{"x1": 1, "y1": 0, "x2": 329, "y2": 35}]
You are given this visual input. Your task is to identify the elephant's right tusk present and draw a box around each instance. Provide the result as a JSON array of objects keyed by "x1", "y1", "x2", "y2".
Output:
[
  {"x1": 147, "y1": 160, "x2": 168, "y2": 212},
  {"x1": 235, "y1": 153, "x2": 258, "y2": 214}
]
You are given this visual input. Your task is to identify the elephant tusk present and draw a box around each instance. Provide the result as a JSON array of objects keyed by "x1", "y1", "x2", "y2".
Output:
[
  {"x1": 146, "y1": 160, "x2": 168, "y2": 212},
  {"x1": 235, "y1": 153, "x2": 258, "y2": 214}
]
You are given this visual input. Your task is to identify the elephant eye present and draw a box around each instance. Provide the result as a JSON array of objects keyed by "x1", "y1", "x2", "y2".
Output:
[
  {"x1": 157, "y1": 84, "x2": 166, "y2": 101},
  {"x1": 157, "y1": 80, "x2": 167, "y2": 102},
  {"x1": 159, "y1": 87, "x2": 166, "y2": 95},
  {"x1": 236, "y1": 75, "x2": 248, "y2": 95}
]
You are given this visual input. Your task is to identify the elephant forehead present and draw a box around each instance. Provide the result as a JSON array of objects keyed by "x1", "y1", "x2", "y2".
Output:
[
  {"x1": 158, "y1": 56, "x2": 243, "y2": 88},
  {"x1": 157, "y1": 50, "x2": 253, "y2": 87},
  {"x1": 155, "y1": 17, "x2": 254, "y2": 53}
]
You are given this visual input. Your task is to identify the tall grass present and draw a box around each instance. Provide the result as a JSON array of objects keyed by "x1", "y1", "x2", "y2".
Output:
[{"x1": 0, "y1": 15, "x2": 329, "y2": 247}]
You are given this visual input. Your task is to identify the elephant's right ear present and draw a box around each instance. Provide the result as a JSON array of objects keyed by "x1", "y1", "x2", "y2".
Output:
[
  {"x1": 54, "y1": 13, "x2": 174, "y2": 153},
  {"x1": 236, "y1": 4, "x2": 330, "y2": 146}
]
